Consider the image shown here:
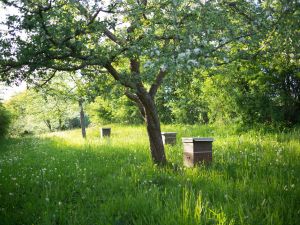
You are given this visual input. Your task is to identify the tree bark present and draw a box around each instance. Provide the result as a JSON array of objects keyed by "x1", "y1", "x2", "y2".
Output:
[
  {"x1": 58, "y1": 118, "x2": 62, "y2": 130},
  {"x1": 44, "y1": 119, "x2": 52, "y2": 131},
  {"x1": 137, "y1": 90, "x2": 167, "y2": 165},
  {"x1": 79, "y1": 99, "x2": 86, "y2": 138},
  {"x1": 105, "y1": 62, "x2": 167, "y2": 165}
]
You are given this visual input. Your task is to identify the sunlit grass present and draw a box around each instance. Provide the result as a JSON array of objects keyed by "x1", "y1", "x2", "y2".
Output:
[{"x1": 0, "y1": 124, "x2": 299, "y2": 225}]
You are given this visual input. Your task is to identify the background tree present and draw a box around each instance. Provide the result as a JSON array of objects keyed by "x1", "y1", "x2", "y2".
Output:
[{"x1": 5, "y1": 88, "x2": 80, "y2": 135}]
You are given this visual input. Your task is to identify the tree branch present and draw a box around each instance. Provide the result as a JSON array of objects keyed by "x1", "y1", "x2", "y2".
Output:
[
  {"x1": 104, "y1": 63, "x2": 136, "y2": 89},
  {"x1": 149, "y1": 69, "x2": 167, "y2": 98},
  {"x1": 125, "y1": 89, "x2": 145, "y2": 119},
  {"x1": 103, "y1": 28, "x2": 125, "y2": 46},
  {"x1": 35, "y1": 70, "x2": 57, "y2": 88}
]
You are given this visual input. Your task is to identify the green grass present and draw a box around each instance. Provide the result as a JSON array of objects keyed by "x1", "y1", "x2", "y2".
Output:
[{"x1": 0, "y1": 124, "x2": 299, "y2": 225}]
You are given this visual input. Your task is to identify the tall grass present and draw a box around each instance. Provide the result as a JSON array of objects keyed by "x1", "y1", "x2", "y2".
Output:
[{"x1": 0, "y1": 124, "x2": 299, "y2": 225}]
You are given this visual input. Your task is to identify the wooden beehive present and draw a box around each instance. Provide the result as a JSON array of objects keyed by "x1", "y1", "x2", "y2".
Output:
[
  {"x1": 100, "y1": 128, "x2": 111, "y2": 138},
  {"x1": 182, "y1": 138, "x2": 214, "y2": 167},
  {"x1": 161, "y1": 132, "x2": 177, "y2": 145}
]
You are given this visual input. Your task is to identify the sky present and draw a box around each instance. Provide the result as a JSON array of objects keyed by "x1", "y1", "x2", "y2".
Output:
[
  {"x1": 0, "y1": 3, "x2": 26, "y2": 101},
  {"x1": 0, "y1": 82, "x2": 27, "y2": 102}
]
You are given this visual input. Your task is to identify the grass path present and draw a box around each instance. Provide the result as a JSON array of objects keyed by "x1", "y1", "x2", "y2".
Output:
[{"x1": 0, "y1": 125, "x2": 299, "y2": 225}]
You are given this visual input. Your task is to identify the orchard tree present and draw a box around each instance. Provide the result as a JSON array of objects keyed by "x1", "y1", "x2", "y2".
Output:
[
  {"x1": 5, "y1": 88, "x2": 78, "y2": 134},
  {"x1": 36, "y1": 72, "x2": 91, "y2": 138},
  {"x1": 0, "y1": 0, "x2": 292, "y2": 164}
]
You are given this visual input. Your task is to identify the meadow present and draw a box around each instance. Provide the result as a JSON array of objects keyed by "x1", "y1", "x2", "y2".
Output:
[{"x1": 0, "y1": 124, "x2": 299, "y2": 225}]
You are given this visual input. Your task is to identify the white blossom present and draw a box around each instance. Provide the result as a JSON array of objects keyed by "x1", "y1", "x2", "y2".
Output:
[
  {"x1": 185, "y1": 49, "x2": 191, "y2": 56},
  {"x1": 160, "y1": 64, "x2": 168, "y2": 72},
  {"x1": 193, "y1": 48, "x2": 201, "y2": 54},
  {"x1": 187, "y1": 60, "x2": 199, "y2": 66},
  {"x1": 178, "y1": 52, "x2": 186, "y2": 60}
]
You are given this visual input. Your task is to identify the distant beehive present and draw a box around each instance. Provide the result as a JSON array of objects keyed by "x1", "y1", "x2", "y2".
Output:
[
  {"x1": 100, "y1": 128, "x2": 111, "y2": 138},
  {"x1": 161, "y1": 132, "x2": 177, "y2": 145},
  {"x1": 182, "y1": 138, "x2": 214, "y2": 167}
]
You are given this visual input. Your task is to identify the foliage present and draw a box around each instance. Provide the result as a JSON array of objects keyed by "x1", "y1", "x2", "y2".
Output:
[
  {"x1": 199, "y1": 60, "x2": 300, "y2": 126},
  {"x1": 5, "y1": 89, "x2": 80, "y2": 135},
  {"x1": 87, "y1": 95, "x2": 143, "y2": 125},
  {"x1": 0, "y1": 103, "x2": 11, "y2": 138},
  {"x1": 0, "y1": 124, "x2": 299, "y2": 224}
]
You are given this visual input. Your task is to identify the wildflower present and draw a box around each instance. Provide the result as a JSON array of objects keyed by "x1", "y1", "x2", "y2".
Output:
[
  {"x1": 45, "y1": 197, "x2": 49, "y2": 202},
  {"x1": 144, "y1": 61, "x2": 153, "y2": 68}
]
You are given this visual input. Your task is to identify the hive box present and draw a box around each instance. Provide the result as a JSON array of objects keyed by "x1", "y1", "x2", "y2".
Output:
[
  {"x1": 182, "y1": 137, "x2": 214, "y2": 167},
  {"x1": 100, "y1": 128, "x2": 111, "y2": 138},
  {"x1": 161, "y1": 132, "x2": 177, "y2": 145}
]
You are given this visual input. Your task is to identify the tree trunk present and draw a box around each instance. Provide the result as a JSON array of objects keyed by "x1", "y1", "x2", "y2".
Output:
[
  {"x1": 138, "y1": 92, "x2": 167, "y2": 165},
  {"x1": 58, "y1": 118, "x2": 62, "y2": 130},
  {"x1": 79, "y1": 99, "x2": 86, "y2": 138},
  {"x1": 44, "y1": 119, "x2": 52, "y2": 131}
]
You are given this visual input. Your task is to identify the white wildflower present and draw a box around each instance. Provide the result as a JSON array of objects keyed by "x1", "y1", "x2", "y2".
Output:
[
  {"x1": 144, "y1": 61, "x2": 153, "y2": 68},
  {"x1": 223, "y1": 57, "x2": 229, "y2": 63}
]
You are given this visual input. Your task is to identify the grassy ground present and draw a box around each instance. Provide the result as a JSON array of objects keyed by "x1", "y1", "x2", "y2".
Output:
[{"x1": 0, "y1": 124, "x2": 299, "y2": 225}]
